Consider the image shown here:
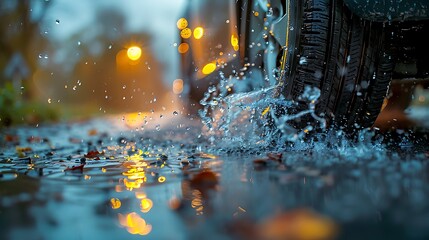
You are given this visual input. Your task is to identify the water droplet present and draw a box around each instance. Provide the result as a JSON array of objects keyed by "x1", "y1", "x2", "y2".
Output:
[
  {"x1": 78, "y1": 41, "x2": 81, "y2": 46},
  {"x1": 122, "y1": 85, "x2": 126, "y2": 89},
  {"x1": 208, "y1": 85, "x2": 217, "y2": 93},
  {"x1": 155, "y1": 125, "x2": 161, "y2": 131},
  {"x1": 299, "y1": 56, "x2": 307, "y2": 65},
  {"x1": 48, "y1": 98, "x2": 51, "y2": 104},
  {"x1": 55, "y1": 19, "x2": 60, "y2": 24},
  {"x1": 226, "y1": 19, "x2": 230, "y2": 23},
  {"x1": 160, "y1": 114, "x2": 163, "y2": 118},
  {"x1": 108, "y1": 44, "x2": 112, "y2": 49},
  {"x1": 173, "y1": 111, "x2": 178, "y2": 116},
  {"x1": 73, "y1": 86, "x2": 77, "y2": 90}
]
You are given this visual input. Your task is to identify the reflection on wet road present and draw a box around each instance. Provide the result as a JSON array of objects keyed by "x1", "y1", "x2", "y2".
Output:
[{"x1": 1, "y1": 116, "x2": 429, "y2": 240}]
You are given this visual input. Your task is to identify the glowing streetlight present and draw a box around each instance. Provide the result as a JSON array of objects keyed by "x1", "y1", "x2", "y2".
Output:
[{"x1": 127, "y1": 46, "x2": 142, "y2": 61}]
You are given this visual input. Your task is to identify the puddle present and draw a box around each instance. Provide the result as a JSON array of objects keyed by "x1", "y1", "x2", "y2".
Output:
[{"x1": 1, "y1": 112, "x2": 429, "y2": 239}]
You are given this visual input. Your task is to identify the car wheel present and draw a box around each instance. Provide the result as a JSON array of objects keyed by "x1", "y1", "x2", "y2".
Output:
[{"x1": 243, "y1": 0, "x2": 394, "y2": 130}]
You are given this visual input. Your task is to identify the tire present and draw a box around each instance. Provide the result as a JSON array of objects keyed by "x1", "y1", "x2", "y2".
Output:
[{"x1": 245, "y1": 0, "x2": 394, "y2": 130}]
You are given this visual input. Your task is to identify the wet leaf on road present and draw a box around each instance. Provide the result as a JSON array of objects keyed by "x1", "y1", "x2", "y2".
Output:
[
  {"x1": 84, "y1": 150, "x2": 102, "y2": 159},
  {"x1": 26, "y1": 136, "x2": 42, "y2": 143},
  {"x1": 65, "y1": 164, "x2": 85, "y2": 172},
  {"x1": 190, "y1": 169, "x2": 218, "y2": 190},
  {"x1": 267, "y1": 152, "x2": 282, "y2": 162},
  {"x1": 88, "y1": 129, "x2": 98, "y2": 136},
  {"x1": 4, "y1": 135, "x2": 19, "y2": 143}
]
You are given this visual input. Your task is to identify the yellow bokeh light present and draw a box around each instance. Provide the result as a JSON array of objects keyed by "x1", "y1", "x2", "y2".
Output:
[
  {"x1": 135, "y1": 192, "x2": 147, "y2": 199},
  {"x1": 231, "y1": 34, "x2": 239, "y2": 51},
  {"x1": 180, "y1": 28, "x2": 192, "y2": 39},
  {"x1": 140, "y1": 198, "x2": 153, "y2": 213},
  {"x1": 111, "y1": 198, "x2": 122, "y2": 209},
  {"x1": 158, "y1": 176, "x2": 166, "y2": 183},
  {"x1": 118, "y1": 212, "x2": 152, "y2": 235},
  {"x1": 127, "y1": 46, "x2": 142, "y2": 61},
  {"x1": 176, "y1": 18, "x2": 188, "y2": 30},
  {"x1": 178, "y1": 43, "x2": 189, "y2": 54},
  {"x1": 123, "y1": 112, "x2": 148, "y2": 129},
  {"x1": 123, "y1": 178, "x2": 144, "y2": 190},
  {"x1": 202, "y1": 63, "x2": 217, "y2": 75},
  {"x1": 193, "y1": 27, "x2": 204, "y2": 39},
  {"x1": 172, "y1": 79, "x2": 184, "y2": 94}
]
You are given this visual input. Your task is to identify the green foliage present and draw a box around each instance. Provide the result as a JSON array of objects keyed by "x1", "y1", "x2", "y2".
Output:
[{"x1": 0, "y1": 83, "x2": 59, "y2": 127}]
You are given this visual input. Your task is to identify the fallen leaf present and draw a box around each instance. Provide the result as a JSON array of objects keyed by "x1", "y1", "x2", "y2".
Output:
[
  {"x1": 16, "y1": 146, "x2": 32, "y2": 153},
  {"x1": 27, "y1": 136, "x2": 42, "y2": 143},
  {"x1": 88, "y1": 129, "x2": 98, "y2": 136},
  {"x1": 84, "y1": 150, "x2": 102, "y2": 158},
  {"x1": 190, "y1": 170, "x2": 218, "y2": 189},
  {"x1": 5, "y1": 135, "x2": 19, "y2": 143},
  {"x1": 267, "y1": 152, "x2": 282, "y2": 162},
  {"x1": 253, "y1": 159, "x2": 268, "y2": 168},
  {"x1": 65, "y1": 164, "x2": 85, "y2": 172}
]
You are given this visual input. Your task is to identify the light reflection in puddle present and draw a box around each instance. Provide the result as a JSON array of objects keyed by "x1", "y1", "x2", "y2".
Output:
[
  {"x1": 140, "y1": 198, "x2": 153, "y2": 213},
  {"x1": 110, "y1": 198, "x2": 121, "y2": 209},
  {"x1": 3, "y1": 120, "x2": 429, "y2": 239},
  {"x1": 118, "y1": 212, "x2": 152, "y2": 236}
]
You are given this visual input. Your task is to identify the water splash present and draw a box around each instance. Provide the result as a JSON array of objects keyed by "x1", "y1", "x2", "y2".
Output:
[
  {"x1": 198, "y1": 72, "x2": 327, "y2": 150},
  {"x1": 195, "y1": 70, "x2": 400, "y2": 157}
]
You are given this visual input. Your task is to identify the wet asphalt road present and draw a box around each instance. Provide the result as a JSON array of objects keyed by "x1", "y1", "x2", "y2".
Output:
[{"x1": 1, "y1": 115, "x2": 429, "y2": 240}]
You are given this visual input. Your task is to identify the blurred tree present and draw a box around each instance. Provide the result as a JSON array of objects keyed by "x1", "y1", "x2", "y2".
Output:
[
  {"x1": 35, "y1": 6, "x2": 168, "y2": 114},
  {"x1": 0, "y1": 0, "x2": 52, "y2": 98}
]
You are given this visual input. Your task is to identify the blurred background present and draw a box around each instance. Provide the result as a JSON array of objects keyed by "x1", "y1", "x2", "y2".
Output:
[{"x1": 0, "y1": 0, "x2": 186, "y2": 126}]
